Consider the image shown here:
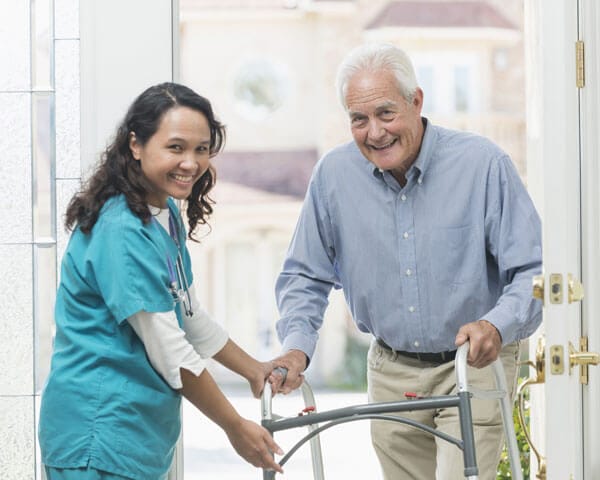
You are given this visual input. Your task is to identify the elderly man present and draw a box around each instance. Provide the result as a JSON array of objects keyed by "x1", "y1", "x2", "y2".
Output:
[{"x1": 271, "y1": 43, "x2": 541, "y2": 479}]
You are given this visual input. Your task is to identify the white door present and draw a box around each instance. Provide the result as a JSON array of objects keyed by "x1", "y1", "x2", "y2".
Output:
[
  {"x1": 579, "y1": 2, "x2": 600, "y2": 478},
  {"x1": 527, "y1": 1, "x2": 600, "y2": 478}
]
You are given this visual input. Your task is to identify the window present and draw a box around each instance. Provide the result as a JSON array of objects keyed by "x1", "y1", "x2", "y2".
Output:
[
  {"x1": 233, "y1": 59, "x2": 290, "y2": 121},
  {"x1": 412, "y1": 52, "x2": 479, "y2": 114}
]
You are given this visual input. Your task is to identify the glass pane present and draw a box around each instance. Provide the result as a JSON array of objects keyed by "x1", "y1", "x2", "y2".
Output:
[
  {"x1": 33, "y1": 92, "x2": 56, "y2": 241},
  {"x1": 34, "y1": 243, "x2": 57, "y2": 393},
  {"x1": 32, "y1": 0, "x2": 54, "y2": 91}
]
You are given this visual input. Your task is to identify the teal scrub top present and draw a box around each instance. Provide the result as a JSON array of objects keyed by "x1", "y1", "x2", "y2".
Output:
[{"x1": 39, "y1": 195, "x2": 194, "y2": 480}]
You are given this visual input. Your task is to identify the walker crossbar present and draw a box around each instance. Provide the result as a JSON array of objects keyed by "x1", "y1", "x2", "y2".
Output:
[{"x1": 261, "y1": 342, "x2": 523, "y2": 480}]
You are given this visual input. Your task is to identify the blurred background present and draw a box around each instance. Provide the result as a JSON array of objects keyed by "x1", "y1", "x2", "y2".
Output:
[
  {"x1": 179, "y1": 0, "x2": 527, "y2": 388},
  {"x1": 178, "y1": 2, "x2": 528, "y2": 477}
]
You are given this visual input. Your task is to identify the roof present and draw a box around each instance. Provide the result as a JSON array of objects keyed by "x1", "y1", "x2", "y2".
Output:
[
  {"x1": 213, "y1": 149, "x2": 318, "y2": 199},
  {"x1": 367, "y1": 1, "x2": 517, "y2": 30}
]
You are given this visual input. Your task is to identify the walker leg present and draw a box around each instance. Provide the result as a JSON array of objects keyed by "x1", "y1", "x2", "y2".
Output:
[
  {"x1": 457, "y1": 391, "x2": 478, "y2": 479},
  {"x1": 263, "y1": 469, "x2": 276, "y2": 480}
]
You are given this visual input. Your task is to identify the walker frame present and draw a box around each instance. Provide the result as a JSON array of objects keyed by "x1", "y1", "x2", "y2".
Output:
[{"x1": 260, "y1": 342, "x2": 523, "y2": 480}]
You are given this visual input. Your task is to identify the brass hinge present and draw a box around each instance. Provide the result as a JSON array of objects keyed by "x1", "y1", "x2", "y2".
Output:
[{"x1": 576, "y1": 40, "x2": 585, "y2": 88}]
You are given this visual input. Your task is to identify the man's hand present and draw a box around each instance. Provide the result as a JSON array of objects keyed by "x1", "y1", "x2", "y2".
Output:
[
  {"x1": 269, "y1": 349, "x2": 308, "y2": 394},
  {"x1": 455, "y1": 319, "x2": 502, "y2": 368}
]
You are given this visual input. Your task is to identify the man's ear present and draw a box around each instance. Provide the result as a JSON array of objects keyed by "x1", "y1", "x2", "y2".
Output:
[
  {"x1": 129, "y1": 132, "x2": 141, "y2": 160},
  {"x1": 413, "y1": 87, "x2": 424, "y2": 113}
]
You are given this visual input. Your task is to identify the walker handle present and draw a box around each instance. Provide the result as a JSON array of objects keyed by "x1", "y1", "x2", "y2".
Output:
[{"x1": 273, "y1": 366, "x2": 288, "y2": 386}]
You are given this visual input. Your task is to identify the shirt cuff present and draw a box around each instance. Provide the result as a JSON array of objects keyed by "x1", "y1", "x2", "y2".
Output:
[
  {"x1": 281, "y1": 331, "x2": 316, "y2": 364},
  {"x1": 482, "y1": 304, "x2": 518, "y2": 346}
]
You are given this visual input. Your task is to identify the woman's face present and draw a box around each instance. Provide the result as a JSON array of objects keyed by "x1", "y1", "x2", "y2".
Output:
[{"x1": 129, "y1": 106, "x2": 211, "y2": 208}]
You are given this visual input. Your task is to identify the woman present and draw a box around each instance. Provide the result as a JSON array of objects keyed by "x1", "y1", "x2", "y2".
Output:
[{"x1": 39, "y1": 82, "x2": 283, "y2": 479}]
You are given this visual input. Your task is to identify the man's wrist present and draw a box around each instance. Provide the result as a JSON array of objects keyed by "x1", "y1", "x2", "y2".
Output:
[{"x1": 287, "y1": 349, "x2": 309, "y2": 371}]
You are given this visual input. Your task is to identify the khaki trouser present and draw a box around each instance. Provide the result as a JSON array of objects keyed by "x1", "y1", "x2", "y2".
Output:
[{"x1": 367, "y1": 340, "x2": 520, "y2": 480}]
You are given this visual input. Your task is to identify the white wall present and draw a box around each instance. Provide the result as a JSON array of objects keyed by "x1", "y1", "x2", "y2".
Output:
[{"x1": 0, "y1": 1, "x2": 177, "y2": 478}]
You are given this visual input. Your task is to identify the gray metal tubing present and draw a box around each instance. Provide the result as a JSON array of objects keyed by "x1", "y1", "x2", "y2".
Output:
[
  {"x1": 455, "y1": 342, "x2": 523, "y2": 480},
  {"x1": 457, "y1": 390, "x2": 478, "y2": 477},
  {"x1": 277, "y1": 412, "x2": 465, "y2": 467},
  {"x1": 300, "y1": 383, "x2": 324, "y2": 480},
  {"x1": 492, "y1": 355, "x2": 523, "y2": 480},
  {"x1": 266, "y1": 395, "x2": 461, "y2": 432},
  {"x1": 262, "y1": 341, "x2": 523, "y2": 480},
  {"x1": 261, "y1": 381, "x2": 325, "y2": 480}
]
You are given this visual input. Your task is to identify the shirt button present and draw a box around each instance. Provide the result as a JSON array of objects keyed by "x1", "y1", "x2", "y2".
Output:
[
  {"x1": 406, "y1": 269, "x2": 412, "y2": 276},
  {"x1": 401, "y1": 194, "x2": 407, "y2": 201},
  {"x1": 403, "y1": 232, "x2": 409, "y2": 239},
  {"x1": 414, "y1": 341, "x2": 420, "y2": 347},
  {"x1": 408, "y1": 306, "x2": 415, "y2": 313}
]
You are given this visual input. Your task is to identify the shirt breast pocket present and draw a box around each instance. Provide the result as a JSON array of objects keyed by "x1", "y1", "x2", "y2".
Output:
[{"x1": 431, "y1": 224, "x2": 482, "y2": 285}]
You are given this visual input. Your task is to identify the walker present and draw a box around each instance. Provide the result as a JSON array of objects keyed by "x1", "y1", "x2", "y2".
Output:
[{"x1": 261, "y1": 341, "x2": 523, "y2": 480}]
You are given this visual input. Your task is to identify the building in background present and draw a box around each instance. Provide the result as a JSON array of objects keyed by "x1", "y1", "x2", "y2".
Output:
[{"x1": 179, "y1": 0, "x2": 526, "y2": 386}]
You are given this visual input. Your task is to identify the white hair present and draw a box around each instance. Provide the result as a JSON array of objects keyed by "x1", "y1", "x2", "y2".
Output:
[{"x1": 335, "y1": 43, "x2": 419, "y2": 109}]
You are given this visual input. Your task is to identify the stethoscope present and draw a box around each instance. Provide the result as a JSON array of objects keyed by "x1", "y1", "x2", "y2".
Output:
[{"x1": 154, "y1": 209, "x2": 194, "y2": 317}]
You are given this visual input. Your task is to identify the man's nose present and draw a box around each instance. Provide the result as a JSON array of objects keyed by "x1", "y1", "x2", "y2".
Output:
[{"x1": 368, "y1": 120, "x2": 386, "y2": 140}]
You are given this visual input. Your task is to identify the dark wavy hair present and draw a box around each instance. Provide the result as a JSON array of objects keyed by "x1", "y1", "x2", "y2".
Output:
[{"x1": 65, "y1": 82, "x2": 226, "y2": 240}]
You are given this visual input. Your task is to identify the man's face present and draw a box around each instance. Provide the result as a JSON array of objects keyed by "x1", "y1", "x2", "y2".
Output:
[{"x1": 345, "y1": 69, "x2": 424, "y2": 181}]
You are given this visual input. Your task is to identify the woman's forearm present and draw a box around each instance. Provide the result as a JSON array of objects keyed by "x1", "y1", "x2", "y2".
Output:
[
  {"x1": 212, "y1": 339, "x2": 273, "y2": 398},
  {"x1": 213, "y1": 339, "x2": 260, "y2": 379},
  {"x1": 179, "y1": 367, "x2": 242, "y2": 431}
]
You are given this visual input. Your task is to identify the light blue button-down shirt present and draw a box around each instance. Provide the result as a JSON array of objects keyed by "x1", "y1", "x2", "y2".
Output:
[{"x1": 275, "y1": 119, "x2": 542, "y2": 359}]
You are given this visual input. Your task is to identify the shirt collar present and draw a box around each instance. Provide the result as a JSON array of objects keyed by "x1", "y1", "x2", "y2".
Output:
[{"x1": 371, "y1": 117, "x2": 435, "y2": 184}]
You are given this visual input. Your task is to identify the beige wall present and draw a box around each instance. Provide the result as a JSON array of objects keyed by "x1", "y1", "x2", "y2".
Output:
[{"x1": 181, "y1": 1, "x2": 526, "y2": 170}]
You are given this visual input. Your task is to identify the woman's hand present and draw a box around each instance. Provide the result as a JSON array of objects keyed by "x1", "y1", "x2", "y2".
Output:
[
  {"x1": 246, "y1": 360, "x2": 277, "y2": 398},
  {"x1": 225, "y1": 417, "x2": 284, "y2": 474},
  {"x1": 180, "y1": 368, "x2": 284, "y2": 473}
]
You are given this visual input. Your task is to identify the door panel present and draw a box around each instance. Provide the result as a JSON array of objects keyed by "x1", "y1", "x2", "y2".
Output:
[
  {"x1": 579, "y1": 1, "x2": 600, "y2": 478},
  {"x1": 526, "y1": 0, "x2": 583, "y2": 478}
]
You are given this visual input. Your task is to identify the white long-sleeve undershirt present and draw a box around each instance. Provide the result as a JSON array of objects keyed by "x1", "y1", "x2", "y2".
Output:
[{"x1": 127, "y1": 207, "x2": 228, "y2": 389}]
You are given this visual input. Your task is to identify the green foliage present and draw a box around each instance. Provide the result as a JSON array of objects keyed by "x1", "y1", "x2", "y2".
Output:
[
  {"x1": 497, "y1": 379, "x2": 530, "y2": 479},
  {"x1": 331, "y1": 333, "x2": 369, "y2": 390}
]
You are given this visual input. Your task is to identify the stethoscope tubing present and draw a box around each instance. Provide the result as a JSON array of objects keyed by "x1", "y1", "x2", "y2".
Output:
[{"x1": 153, "y1": 208, "x2": 194, "y2": 317}]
